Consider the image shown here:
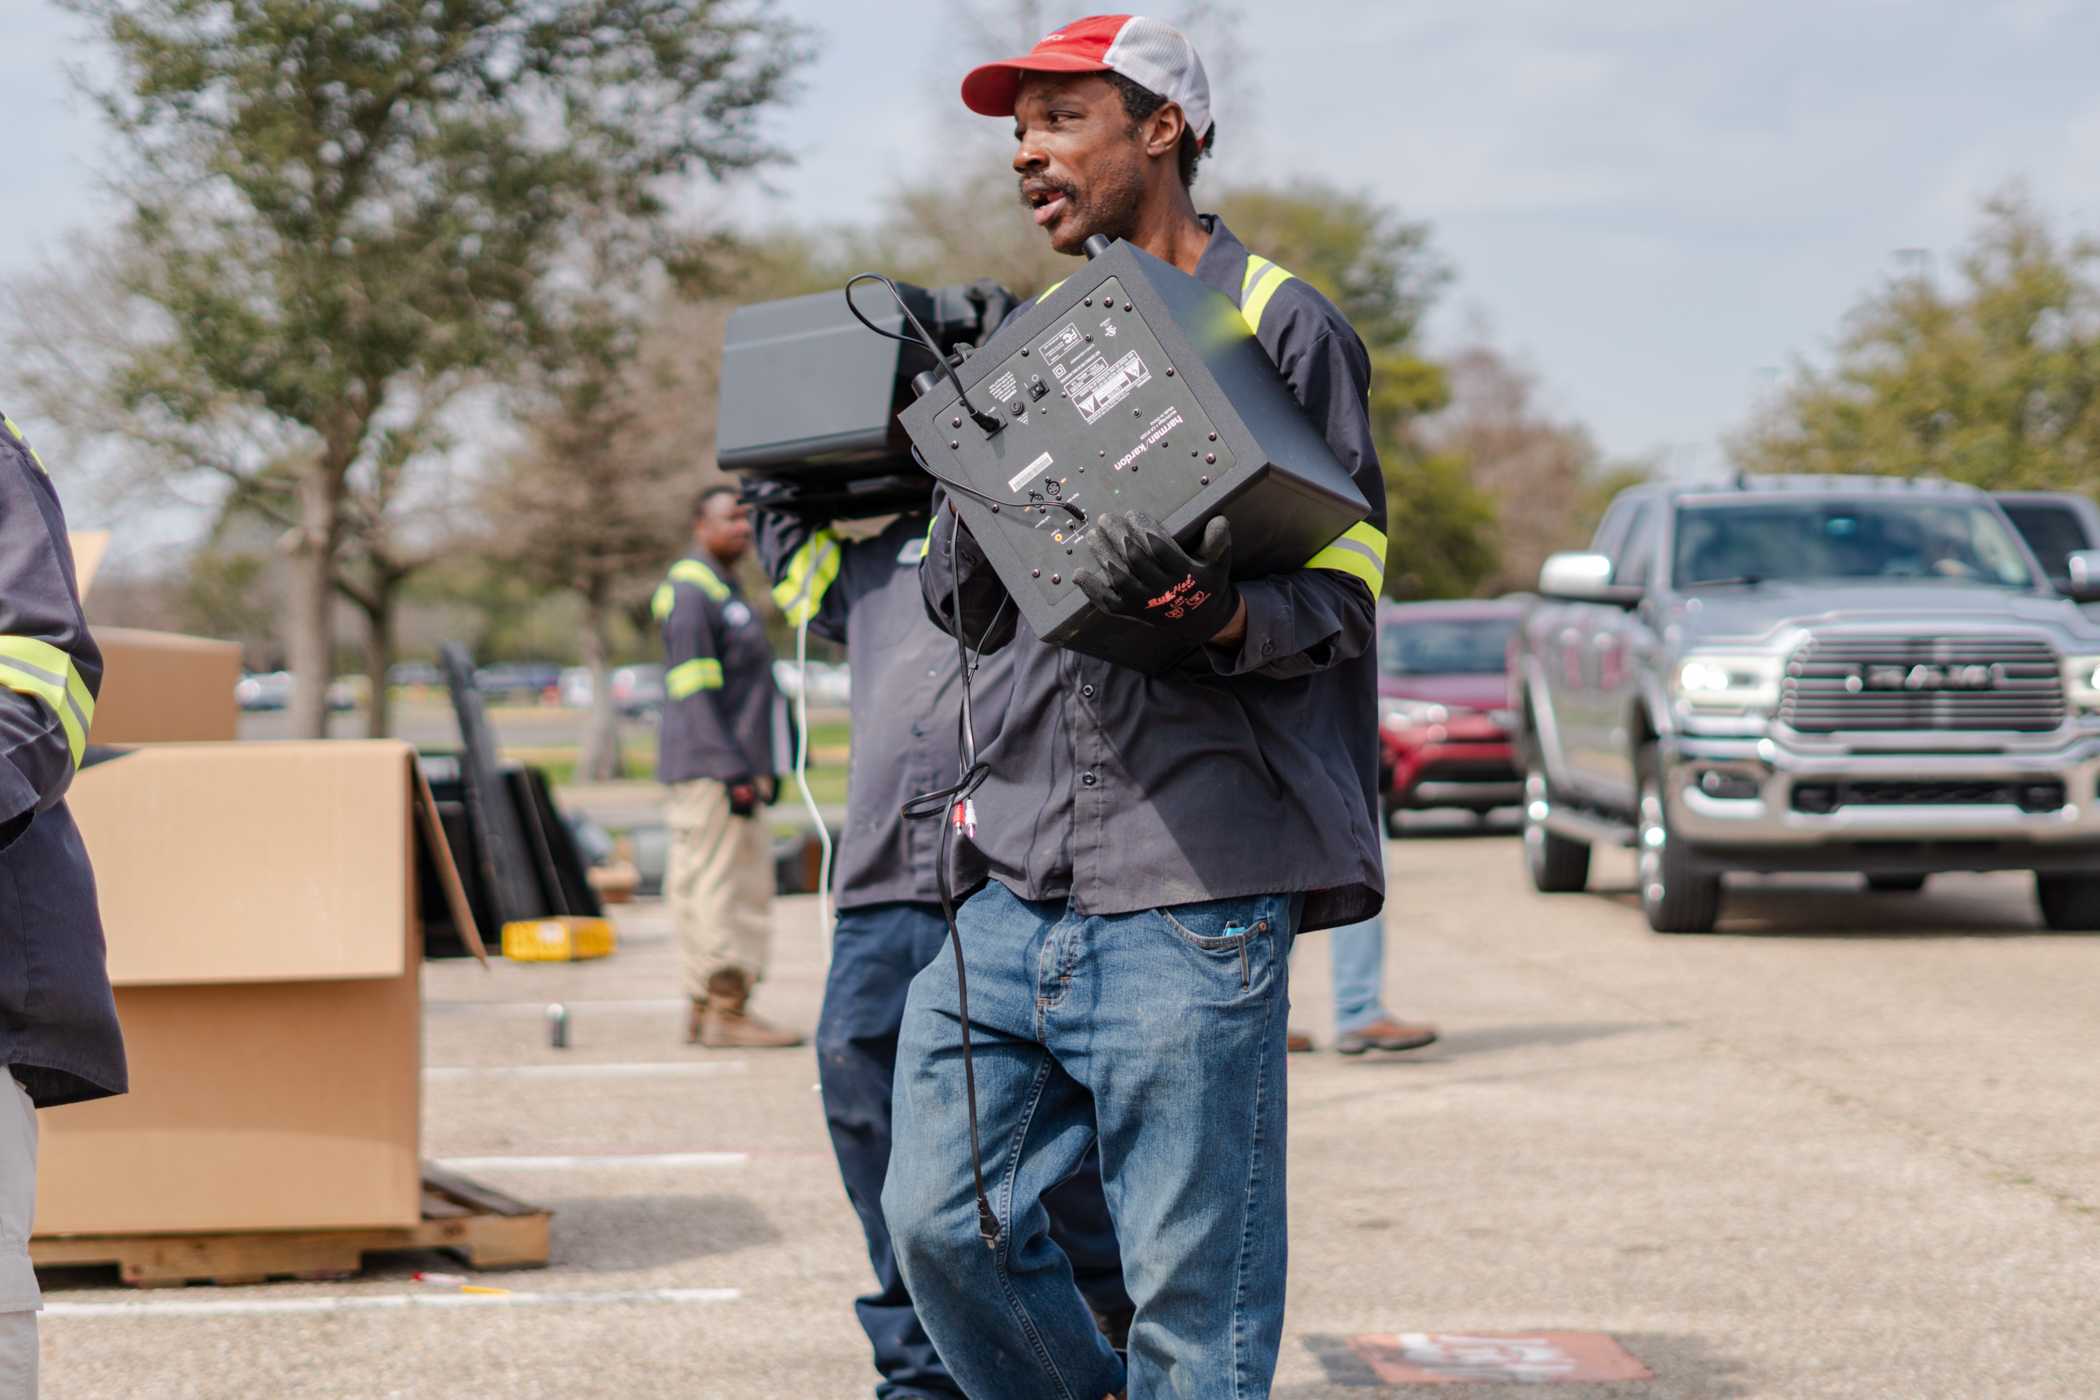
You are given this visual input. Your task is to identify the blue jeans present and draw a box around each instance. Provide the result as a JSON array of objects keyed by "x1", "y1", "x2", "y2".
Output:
[
  {"x1": 884, "y1": 882, "x2": 1300, "y2": 1400},
  {"x1": 1319, "y1": 914, "x2": 1389, "y2": 1035},
  {"x1": 822, "y1": 902, "x2": 1126, "y2": 1400}
]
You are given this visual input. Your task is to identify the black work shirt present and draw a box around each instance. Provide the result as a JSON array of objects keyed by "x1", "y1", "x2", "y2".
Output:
[
  {"x1": 758, "y1": 509, "x2": 1011, "y2": 911},
  {"x1": 654, "y1": 549, "x2": 778, "y2": 786},
  {"x1": 0, "y1": 413, "x2": 127, "y2": 1107},
  {"x1": 921, "y1": 217, "x2": 1387, "y2": 932}
]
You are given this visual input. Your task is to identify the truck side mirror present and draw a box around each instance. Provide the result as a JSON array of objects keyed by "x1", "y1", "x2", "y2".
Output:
[
  {"x1": 2067, "y1": 550, "x2": 2100, "y2": 603},
  {"x1": 1538, "y1": 551, "x2": 1642, "y2": 607}
]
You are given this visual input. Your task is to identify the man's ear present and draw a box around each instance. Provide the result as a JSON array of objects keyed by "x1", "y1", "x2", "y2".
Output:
[{"x1": 1144, "y1": 101, "x2": 1188, "y2": 161}]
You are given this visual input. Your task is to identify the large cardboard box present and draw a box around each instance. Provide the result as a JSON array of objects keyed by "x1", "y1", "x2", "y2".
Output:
[
  {"x1": 34, "y1": 741, "x2": 481, "y2": 1237},
  {"x1": 67, "y1": 531, "x2": 243, "y2": 746}
]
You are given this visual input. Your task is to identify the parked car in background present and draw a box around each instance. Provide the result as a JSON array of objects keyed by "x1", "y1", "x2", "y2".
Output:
[
  {"x1": 474, "y1": 662, "x2": 563, "y2": 704},
  {"x1": 772, "y1": 658, "x2": 850, "y2": 708},
  {"x1": 1375, "y1": 600, "x2": 1525, "y2": 834},
  {"x1": 1995, "y1": 490, "x2": 2100, "y2": 596},
  {"x1": 235, "y1": 671, "x2": 292, "y2": 711},
  {"x1": 1514, "y1": 475, "x2": 2100, "y2": 934},
  {"x1": 559, "y1": 664, "x2": 668, "y2": 716},
  {"x1": 387, "y1": 661, "x2": 442, "y2": 690}
]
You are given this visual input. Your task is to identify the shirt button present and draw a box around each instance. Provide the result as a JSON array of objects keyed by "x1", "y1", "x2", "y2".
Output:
[
  {"x1": 1081, "y1": 771, "x2": 1098, "y2": 787},
  {"x1": 1081, "y1": 684, "x2": 1095, "y2": 698}
]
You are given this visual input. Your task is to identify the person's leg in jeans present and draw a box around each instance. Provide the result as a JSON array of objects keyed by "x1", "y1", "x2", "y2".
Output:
[
  {"x1": 818, "y1": 902, "x2": 965, "y2": 1398},
  {"x1": 1, "y1": 1073, "x2": 41, "y2": 1398},
  {"x1": 1060, "y1": 893, "x2": 1300, "y2": 1398},
  {"x1": 1318, "y1": 914, "x2": 1439, "y2": 1056},
  {"x1": 885, "y1": 884, "x2": 1125, "y2": 1400}
]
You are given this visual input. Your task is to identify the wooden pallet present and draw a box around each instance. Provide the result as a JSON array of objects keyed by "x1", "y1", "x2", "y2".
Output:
[{"x1": 30, "y1": 1165, "x2": 551, "y2": 1288}]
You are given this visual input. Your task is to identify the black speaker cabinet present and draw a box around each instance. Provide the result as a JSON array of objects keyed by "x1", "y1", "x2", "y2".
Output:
[{"x1": 897, "y1": 238, "x2": 1369, "y2": 671}]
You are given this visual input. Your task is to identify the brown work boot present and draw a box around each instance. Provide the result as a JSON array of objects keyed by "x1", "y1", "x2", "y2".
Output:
[
  {"x1": 700, "y1": 969, "x2": 804, "y2": 1049},
  {"x1": 684, "y1": 996, "x2": 707, "y2": 1045},
  {"x1": 1286, "y1": 1029, "x2": 1314, "y2": 1054},
  {"x1": 1335, "y1": 1017, "x2": 1439, "y2": 1056}
]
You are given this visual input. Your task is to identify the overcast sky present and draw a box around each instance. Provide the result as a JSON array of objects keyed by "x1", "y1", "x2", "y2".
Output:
[{"x1": 8, "y1": 0, "x2": 2100, "y2": 502}]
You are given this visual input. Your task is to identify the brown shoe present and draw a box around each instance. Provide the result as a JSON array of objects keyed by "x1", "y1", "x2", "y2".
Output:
[
  {"x1": 699, "y1": 969, "x2": 805, "y2": 1049},
  {"x1": 684, "y1": 996, "x2": 707, "y2": 1045},
  {"x1": 1286, "y1": 1029, "x2": 1314, "y2": 1054},
  {"x1": 1335, "y1": 1017, "x2": 1439, "y2": 1056}
]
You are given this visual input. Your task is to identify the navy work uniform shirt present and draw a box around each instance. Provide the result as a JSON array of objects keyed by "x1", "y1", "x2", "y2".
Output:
[
  {"x1": 653, "y1": 549, "x2": 778, "y2": 786},
  {"x1": 0, "y1": 413, "x2": 126, "y2": 1108},
  {"x1": 922, "y1": 216, "x2": 1388, "y2": 932},
  {"x1": 758, "y1": 509, "x2": 1013, "y2": 911}
]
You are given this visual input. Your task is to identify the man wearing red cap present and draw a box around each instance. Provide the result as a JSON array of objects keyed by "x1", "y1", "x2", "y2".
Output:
[{"x1": 884, "y1": 14, "x2": 1390, "y2": 1400}]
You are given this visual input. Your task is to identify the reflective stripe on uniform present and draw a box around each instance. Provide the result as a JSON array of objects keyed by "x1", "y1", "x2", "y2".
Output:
[
  {"x1": 667, "y1": 558, "x2": 731, "y2": 603},
  {"x1": 1239, "y1": 254, "x2": 1294, "y2": 336},
  {"x1": 0, "y1": 635, "x2": 93, "y2": 765},
  {"x1": 770, "y1": 530, "x2": 843, "y2": 628},
  {"x1": 2, "y1": 415, "x2": 46, "y2": 473},
  {"x1": 1305, "y1": 521, "x2": 1387, "y2": 598},
  {"x1": 665, "y1": 658, "x2": 725, "y2": 698},
  {"x1": 651, "y1": 582, "x2": 675, "y2": 621}
]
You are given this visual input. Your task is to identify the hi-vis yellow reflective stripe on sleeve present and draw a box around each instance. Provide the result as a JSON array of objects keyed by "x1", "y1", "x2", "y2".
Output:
[
  {"x1": 0, "y1": 635, "x2": 93, "y2": 765},
  {"x1": 666, "y1": 658, "x2": 725, "y2": 699},
  {"x1": 2, "y1": 415, "x2": 47, "y2": 473},
  {"x1": 1239, "y1": 254, "x2": 1294, "y2": 336},
  {"x1": 1305, "y1": 521, "x2": 1388, "y2": 598},
  {"x1": 770, "y1": 530, "x2": 843, "y2": 627}
]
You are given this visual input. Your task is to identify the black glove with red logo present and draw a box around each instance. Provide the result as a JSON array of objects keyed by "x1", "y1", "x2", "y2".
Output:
[
  {"x1": 726, "y1": 778, "x2": 759, "y2": 818},
  {"x1": 1073, "y1": 511, "x2": 1237, "y2": 645}
]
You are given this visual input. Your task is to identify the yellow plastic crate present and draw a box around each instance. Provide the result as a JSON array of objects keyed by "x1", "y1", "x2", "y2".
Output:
[{"x1": 500, "y1": 916, "x2": 617, "y2": 962}]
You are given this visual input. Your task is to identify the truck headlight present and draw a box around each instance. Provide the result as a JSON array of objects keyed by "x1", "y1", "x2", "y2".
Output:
[
  {"x1": 2062, "y1": 655, "x2": 2100, "y2": 713},
  {"x1": 1382, "y1": 698, "x2": 1452, "y2": 732},
  {"x1": 1671, "y1": 654, "x2": 1781, "y2": 712}
]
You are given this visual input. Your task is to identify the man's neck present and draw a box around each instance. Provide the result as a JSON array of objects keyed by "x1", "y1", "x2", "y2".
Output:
[{"x1": 1120, "y1": 190, "x2": 1209, "y2": 276}]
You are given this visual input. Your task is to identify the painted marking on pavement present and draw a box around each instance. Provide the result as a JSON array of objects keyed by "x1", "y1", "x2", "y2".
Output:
[
  {"x1": 424, "y1": 1061, "x2": 747, "y2": 1081},
  {"x1": 1305, "y1": 1332, "x2": 1653, "y2": 1386},
  {"x1": 45, "y1": 1287, "x2": 741, "y2": 1319},
  {"x1": 431, "y1": 1152, "x2": 749, "y2": 1172}
]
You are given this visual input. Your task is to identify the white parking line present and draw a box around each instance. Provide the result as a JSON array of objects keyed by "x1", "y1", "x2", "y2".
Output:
[
  {"x1": 424, "y1": 1061, "x2": 747, "y2": 1081},
  {"x1": 45, "y1": 1287, "x2": 741, "y2": 1319},
  {"x1": 431, "y1": 1152, "x2": 749, "y2": 1172}
]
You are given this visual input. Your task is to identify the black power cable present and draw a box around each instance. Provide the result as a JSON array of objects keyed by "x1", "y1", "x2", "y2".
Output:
[
  {"x1": 846, "y1": 272, "x2": 1085, "y2": 526},
  {"x1": 899, "y1": 529, "x2": 1014, "y2": 1251}
]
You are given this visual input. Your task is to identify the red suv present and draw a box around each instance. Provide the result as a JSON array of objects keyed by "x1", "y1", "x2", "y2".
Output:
[{"x1": 1377, "y1": 600, "x2": 1525, "y2": 835}]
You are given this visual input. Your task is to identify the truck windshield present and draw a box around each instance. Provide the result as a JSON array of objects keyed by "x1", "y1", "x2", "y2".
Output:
[
  {"x1": 1673, "y1": 499, "x2": 2036, "y2": 590},
  {"x1": 1379, "y1": 618, "x2": 1518, "y2": 676}
]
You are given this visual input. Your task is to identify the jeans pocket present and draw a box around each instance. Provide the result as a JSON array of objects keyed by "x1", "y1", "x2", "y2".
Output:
[{"x1": 1160, "y1": 895, "x2": 1283, "y2": 953}]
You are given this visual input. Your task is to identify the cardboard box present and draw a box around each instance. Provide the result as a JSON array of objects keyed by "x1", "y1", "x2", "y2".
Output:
[
  {"x1": 34, "y1": 741, "x2": 482, "y2": 1237},
  {"x1": 66, "y1": 530, "x2": 243, "y2": 746}
]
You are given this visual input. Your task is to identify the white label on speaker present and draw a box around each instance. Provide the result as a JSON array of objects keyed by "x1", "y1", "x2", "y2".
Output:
[
  {"x1": 1069, "y1": 350, "x2": 1151, "y2": 425},
  {"x1": 988, "y1": 370, "x2": 1019, "y2": 403},
  {"x1": 1008, "y1": 452, "x2": 1054, "y2": 495}
]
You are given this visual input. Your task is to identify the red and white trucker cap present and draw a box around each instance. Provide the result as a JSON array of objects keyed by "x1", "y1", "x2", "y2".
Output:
[{"x1": 961, "y1": 14, "x2": 1213, "y2": 142}]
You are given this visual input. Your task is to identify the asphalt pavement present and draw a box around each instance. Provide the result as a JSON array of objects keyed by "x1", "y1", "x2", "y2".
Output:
[{"x1": 37, "y1": 824, "x2": 2100, "y2": 1398}]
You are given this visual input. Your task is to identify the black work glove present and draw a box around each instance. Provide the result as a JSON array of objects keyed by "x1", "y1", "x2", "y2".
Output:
[
  {"x1": 1073, "y1": 512, "x2": 1237, "y2": 643},
  {"x1": 726, "y1": 778, "x2": 759, "y2": 818}
]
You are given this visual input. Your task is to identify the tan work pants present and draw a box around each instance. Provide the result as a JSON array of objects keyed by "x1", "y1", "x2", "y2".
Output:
[
  {"x1": 666, "y1": 779, "x2": 774, "y2": 999},
  {"x1": 1, "y1": 1074, "x2": 39, "y2": 1398}
]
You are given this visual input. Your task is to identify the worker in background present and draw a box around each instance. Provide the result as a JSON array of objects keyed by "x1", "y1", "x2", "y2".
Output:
[
  {"x1": 1287, "y1": 914, "x2": 1438, "y2": 1055},
  {"x1": 656, "y1": 485, "x2": 800, "y2": 1049},
  {"x1": 754, "y1": 490, "x2": 1131, "y2": 1398},
  {"x1": 886, "y1": 17, "x2": 1388, "y2": 1399},
  {"x1": 0, "y1": 412, "x2": 127, "y2": 1397}
]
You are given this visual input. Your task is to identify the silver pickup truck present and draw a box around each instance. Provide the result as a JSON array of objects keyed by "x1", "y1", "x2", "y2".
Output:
[{"x1": 1512, "y1": 475, "x2": 2100, "y2": 933}]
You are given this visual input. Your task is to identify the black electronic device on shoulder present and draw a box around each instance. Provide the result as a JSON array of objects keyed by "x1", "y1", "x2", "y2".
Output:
[{"x1": 896, "y1": 235, "x2": 1369, "y2": 672}]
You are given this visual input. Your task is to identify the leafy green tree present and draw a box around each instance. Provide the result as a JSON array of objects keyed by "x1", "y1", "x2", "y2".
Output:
[
  {"x1": 50, "y1": 0, "x2": 808, "y2": 736},
  {"x1": 1737, "y1": 192, "x2": 2100, "y2": 489}
]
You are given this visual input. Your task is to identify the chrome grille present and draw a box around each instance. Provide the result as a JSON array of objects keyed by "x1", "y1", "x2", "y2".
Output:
[{"x1": 1781, "y1": 634, "x2": 2065, "y2": 733}]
